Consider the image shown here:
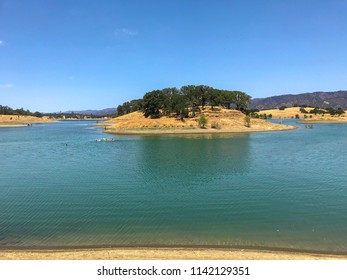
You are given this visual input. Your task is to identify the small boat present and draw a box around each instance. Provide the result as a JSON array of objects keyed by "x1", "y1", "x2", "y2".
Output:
[{"x1": 96, "y1": 138, "x2": 116, "y2": 142}]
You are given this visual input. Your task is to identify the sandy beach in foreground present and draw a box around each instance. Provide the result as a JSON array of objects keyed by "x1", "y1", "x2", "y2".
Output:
[{"x1": 1, "y1": 247, "x2": 346, "y2": 260}]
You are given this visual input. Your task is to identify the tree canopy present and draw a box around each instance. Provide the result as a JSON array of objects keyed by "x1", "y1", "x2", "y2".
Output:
[
  {"x1": 0, "y1": 105, "x2": 42, "y2": 117},
  {"x1": 116, "y1": 99, "x2": 142, "y2": 116},
  {"x1": 116, "y1": 85, "x2": 251, "y2": 119}
]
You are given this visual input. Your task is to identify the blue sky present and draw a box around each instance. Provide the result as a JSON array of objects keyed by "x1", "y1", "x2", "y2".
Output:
[{"x1": 1, "y1": 0, "x2": 347, "y2": 112}]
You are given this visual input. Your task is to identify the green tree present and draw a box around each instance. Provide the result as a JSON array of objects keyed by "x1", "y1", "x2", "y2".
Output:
[
  {"x1": 208, "y1": 88, "x2": 222, "y2": 109},
  {"x1": 161, "y1": 88, "x2": 179, "y2": 115},
  {"x1": 198, "y1": 114, "x2": 208, "y2": 128},
  {"x1": 181, "y1": 85, "x2": 199, "y2": 117},
  {"x1": 33, "y1": 111, "x2": 43, "y2": 118},
  {"x1": 244, "y1": 115, "x2": 251, "y2": 127},
  {"x1": 168, "y1": 93, "x2": 189, "y2": 120},
  {"x1": 220, "y1": 90, "x2": 236, "y2": 109},
  {"x1": 142, "y1": 90, "x2": 167, "y2": 118},
  {"x1": 195, "y1": 85, "x2": 213, "y2": 110},
  {"x1": 234, "y1": 91, "x2": 251, "y2": 112},
  {"x1": 300, "y1": 107, "x2": 308, "y2": 114},
  {"x1": 116, "y1": 99, "x2": 143, "y2": 116}
]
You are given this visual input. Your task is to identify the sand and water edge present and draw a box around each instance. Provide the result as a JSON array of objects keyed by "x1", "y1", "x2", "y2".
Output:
[{"x1": 1, "y1": 246, "x2": 346, "y2": 260}]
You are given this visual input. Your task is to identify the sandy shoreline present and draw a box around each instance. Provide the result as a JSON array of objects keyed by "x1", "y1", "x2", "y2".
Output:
[
  {"x1": 1, "y1": 247, "x2": 346, "y2": 260},
  {"x1": 0, "y1": 123, "x2": 28, "y2": 127},
  {"x1": 101, "y1": 125, "x2": 297, "y2": 135},
  {"x1": 101, "y1": 108, "x2": 297, "y2": 135}
]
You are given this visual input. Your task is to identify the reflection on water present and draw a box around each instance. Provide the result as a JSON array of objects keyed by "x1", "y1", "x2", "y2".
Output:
[
  {"x1": 136, "y1": 134, "x2": 251, "y2": 188},
  {"x1": 140, "y1": 132, "x2": 250, "y2": 140}
]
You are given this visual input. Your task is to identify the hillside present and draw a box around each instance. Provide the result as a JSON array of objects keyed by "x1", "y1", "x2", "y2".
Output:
[
  {"x1": 249, "y1": 91, "x2": 347, "y2": 110},
  {"x1": 102, "y1": 107, "x2": 295, "y2": 134},
  {"x1": 0, "y1": 115, "x2": 55, "y2": 127},
  {"x1": 259, "y1": 107, "x2": 315, "y2": 119}
]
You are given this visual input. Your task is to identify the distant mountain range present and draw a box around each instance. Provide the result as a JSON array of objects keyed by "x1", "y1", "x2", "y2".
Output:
[
  {"x1": 63, "y1": 108, "x2": 116, "y2": 116},
  {"x1": 60, "y1": 90, "x2": 347, "y2": 115},
  {"x1": 249, "y1": 91, "x2": 347, "y2": 110}
]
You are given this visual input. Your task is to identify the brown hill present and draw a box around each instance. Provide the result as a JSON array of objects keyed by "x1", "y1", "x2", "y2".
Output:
[
  {"x1": 0, "y1": 115, "x2": 55, "y2": 127},
  {"x1": 259, "y1": 107, "x2": 315, "y2": 119},
  {"x1": 102, "y1": 107, "x2": 295, "y2": 134},
  {"x1": 259, "y1": 107, "x2": 347, "y2": 122}
]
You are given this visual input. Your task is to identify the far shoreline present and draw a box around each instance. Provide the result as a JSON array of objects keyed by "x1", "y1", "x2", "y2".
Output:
[
  {"x1": 298, "y1": 120, "x2": 347, "y2": 124},
  {"x1": 0, "y1": 123, "x2": 29, "y2": 128}
]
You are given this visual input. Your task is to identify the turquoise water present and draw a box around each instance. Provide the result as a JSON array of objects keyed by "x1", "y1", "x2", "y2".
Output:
[{"x1": 0, "y1": 120, "x2": 347, "y2": 253}]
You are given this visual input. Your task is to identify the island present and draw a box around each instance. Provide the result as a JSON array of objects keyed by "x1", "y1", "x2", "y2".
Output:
[
  {"x1": 101, "y1": 107, "x2": 295, "y2": 134},
  {"x1": 98, "y1": 85, "x2": 296, "y2": 134}
]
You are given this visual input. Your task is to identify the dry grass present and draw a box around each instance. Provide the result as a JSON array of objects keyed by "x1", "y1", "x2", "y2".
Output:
[
  {"x1": 259, "y1": 107, "x2": 347, "y2": 122},
  {"x1": 259, "y1": 107, "x2": 315, "y2": 119},
  {"x1": 102, "y1": 107, "x2": 295, "y2": 134},
  {"x1": 0, "y1": 115, "x2": 55, "y2": 126}
]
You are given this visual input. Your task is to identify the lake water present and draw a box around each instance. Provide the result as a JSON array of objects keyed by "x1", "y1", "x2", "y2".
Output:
[{"x1": 0, "y1": 120, "x2": 347, "y2": 253}]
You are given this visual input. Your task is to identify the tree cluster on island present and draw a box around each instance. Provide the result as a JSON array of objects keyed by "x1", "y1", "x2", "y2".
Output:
[{"x1": 116, "y1": 85, "x2": 251, "y2": 119}]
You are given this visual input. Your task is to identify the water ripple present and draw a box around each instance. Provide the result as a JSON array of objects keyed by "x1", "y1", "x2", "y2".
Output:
[{"x1": 0, "y1": 121, "x2": 347, "y2": 252}]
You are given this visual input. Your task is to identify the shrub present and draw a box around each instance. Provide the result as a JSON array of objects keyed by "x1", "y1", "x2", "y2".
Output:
[
  {"x1": 198, "y1": 114, "x2": 208, "y2": 128},
  {"x1": 300, "y1": 107, "x2": 308, "y2": 114},
  {"x1": 250, "y1": 112, "x2": 259, "y2": 118},
  {"x1": 211, "y1": 121, "x2": 221, "y2": 129},
  {"x1": 244, "y1": 115, "x2": 251, "y2": 127},
  {"x1": 310, "y1": 108, "x2": 325, "y2": 115}
]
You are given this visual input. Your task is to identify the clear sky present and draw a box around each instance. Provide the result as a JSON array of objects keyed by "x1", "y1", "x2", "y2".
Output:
[{"x1": 1, "y1": 0, "x2": 347, "y2": 112}]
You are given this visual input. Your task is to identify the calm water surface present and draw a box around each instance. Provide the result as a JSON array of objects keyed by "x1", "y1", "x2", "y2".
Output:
[{"x1": 0, "y1": 120, "x2": 347, "y2": 252}]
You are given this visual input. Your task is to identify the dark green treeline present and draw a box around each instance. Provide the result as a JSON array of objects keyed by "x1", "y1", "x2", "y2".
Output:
[
  {"x1": 0, "y1": 105, "x2": 43, "y2": 117},
  {"x1": 117, "y1": 85, "x2": 251, "y2": 119}
]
